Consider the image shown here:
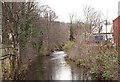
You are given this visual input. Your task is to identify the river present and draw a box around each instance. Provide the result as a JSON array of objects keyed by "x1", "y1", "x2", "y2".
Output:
[{"x1": 26, "y1": 51, "x2": 91, "y2": 80}]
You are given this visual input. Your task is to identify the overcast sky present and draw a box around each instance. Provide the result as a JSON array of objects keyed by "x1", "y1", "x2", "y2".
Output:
[{"x1": 39, "y1": 0, "x2": 120, "y2": 23}]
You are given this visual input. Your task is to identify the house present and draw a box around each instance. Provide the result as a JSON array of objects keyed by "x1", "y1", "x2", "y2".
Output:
[
  {"x1": 100, "y1": 24, "x2": 113, "y2": 41},
  {"x1": 113, "y1": 16, "x2": 120, "y2": 46},
  {"x1": 92, "y1": 23, "x2": 113, "y2": 43}
]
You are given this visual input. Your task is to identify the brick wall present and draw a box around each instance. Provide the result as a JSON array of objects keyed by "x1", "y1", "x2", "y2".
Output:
[{"x1": 113, "y1": 16, "x2": 120, "y2": 46}]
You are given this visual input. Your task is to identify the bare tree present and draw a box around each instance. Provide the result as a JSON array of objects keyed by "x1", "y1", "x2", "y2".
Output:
[
  {"x1": 41, "y1": 5, "x2": 58, "y2": 51},
  {"x1": 83, "y1": 5, "x2": 102, "y2": 33},
  {"x1": 39, "y1": 5, "x2": 58, "y2": 21},
  {"x1": 69, "y1": 13, "x2": 76, "y2": 41},
  {"x1": 2, "y1": 1, "x2": 40, "y2": 80}
]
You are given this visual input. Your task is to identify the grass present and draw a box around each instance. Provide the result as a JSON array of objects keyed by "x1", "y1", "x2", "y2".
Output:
[{"x1": 62, "y1": 41, "x2": 75, "y2": 52}]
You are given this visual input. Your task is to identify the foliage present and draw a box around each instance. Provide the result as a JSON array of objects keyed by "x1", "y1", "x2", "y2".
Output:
[
  {"x1": 69, "y1": 13, "x2": 75, "y2": 41},
  {"x1": 32, "y1": 30, "x2": 44, "y2": 54},
  {"x1": 19, "y1": 23, "x2": 32, "y2": 49},
  {"x1": 76, "y1": 59, "x2": 85, "y2": 66},
  {"x1": 63, "y1": 41, "x2": 75, "y2": 51},
  {"x1": 69, "y1": 25, "x2": 74, "y2": 41},
  {"x1": 18, "y1": 2, "x2": 36, "y2": 50},
  {"x1": 90, "y1": 48, "x2": 118, "y2": 80},
  {"x1": 2, "y1": 2, "x2": 42, "y2": 80}
]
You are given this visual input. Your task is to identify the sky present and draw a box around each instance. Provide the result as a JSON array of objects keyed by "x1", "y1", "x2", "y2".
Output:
[{"x1": 39, "y1": 0, "x2": 120, "y2": 23}]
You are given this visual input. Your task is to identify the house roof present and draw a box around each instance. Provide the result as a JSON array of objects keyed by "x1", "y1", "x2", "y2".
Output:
[
  {"x1": 92, "y1": 24, "x2": 113, "y2": 34},
  {"x1": 113, "y1": 16, "x2": 120, "y2": 22}
]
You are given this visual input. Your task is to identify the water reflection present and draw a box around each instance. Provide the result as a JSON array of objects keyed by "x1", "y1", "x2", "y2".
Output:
[
  {"x1": 26, "y1": 51, "x2": 90, "y2": 80},
  {"x1": 51, "y1": 58, "x2": 72, "y2": 80}
]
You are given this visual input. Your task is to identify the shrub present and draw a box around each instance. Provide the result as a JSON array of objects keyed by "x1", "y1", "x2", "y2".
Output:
[
  {"x1": 76, "y1": 59, "x2": 85, "y2": 66},
  {"x1": 90, "y1": 48, "x2": 118, "y2": 80},
  {"x1": 62, "y1": 41, "x2": 75, "y2": 51}
]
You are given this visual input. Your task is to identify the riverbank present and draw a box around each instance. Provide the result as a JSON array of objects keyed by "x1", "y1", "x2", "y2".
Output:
[
  {"x1": 63, "y1": 41, "x2": 118, "y2": 80},
  {"x1": 65, "y1": 57, "x2": 91, "y2": 80}
]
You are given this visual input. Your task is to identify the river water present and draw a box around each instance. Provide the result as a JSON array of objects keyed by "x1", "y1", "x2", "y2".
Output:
[{"x1": 26, "y1": 51, "x2": 91, "y2": 80}]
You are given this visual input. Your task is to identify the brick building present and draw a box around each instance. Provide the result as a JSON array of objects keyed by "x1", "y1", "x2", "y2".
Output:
[{"x1": 113, "y1": 16, "x2": 120, "y2": 46}]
